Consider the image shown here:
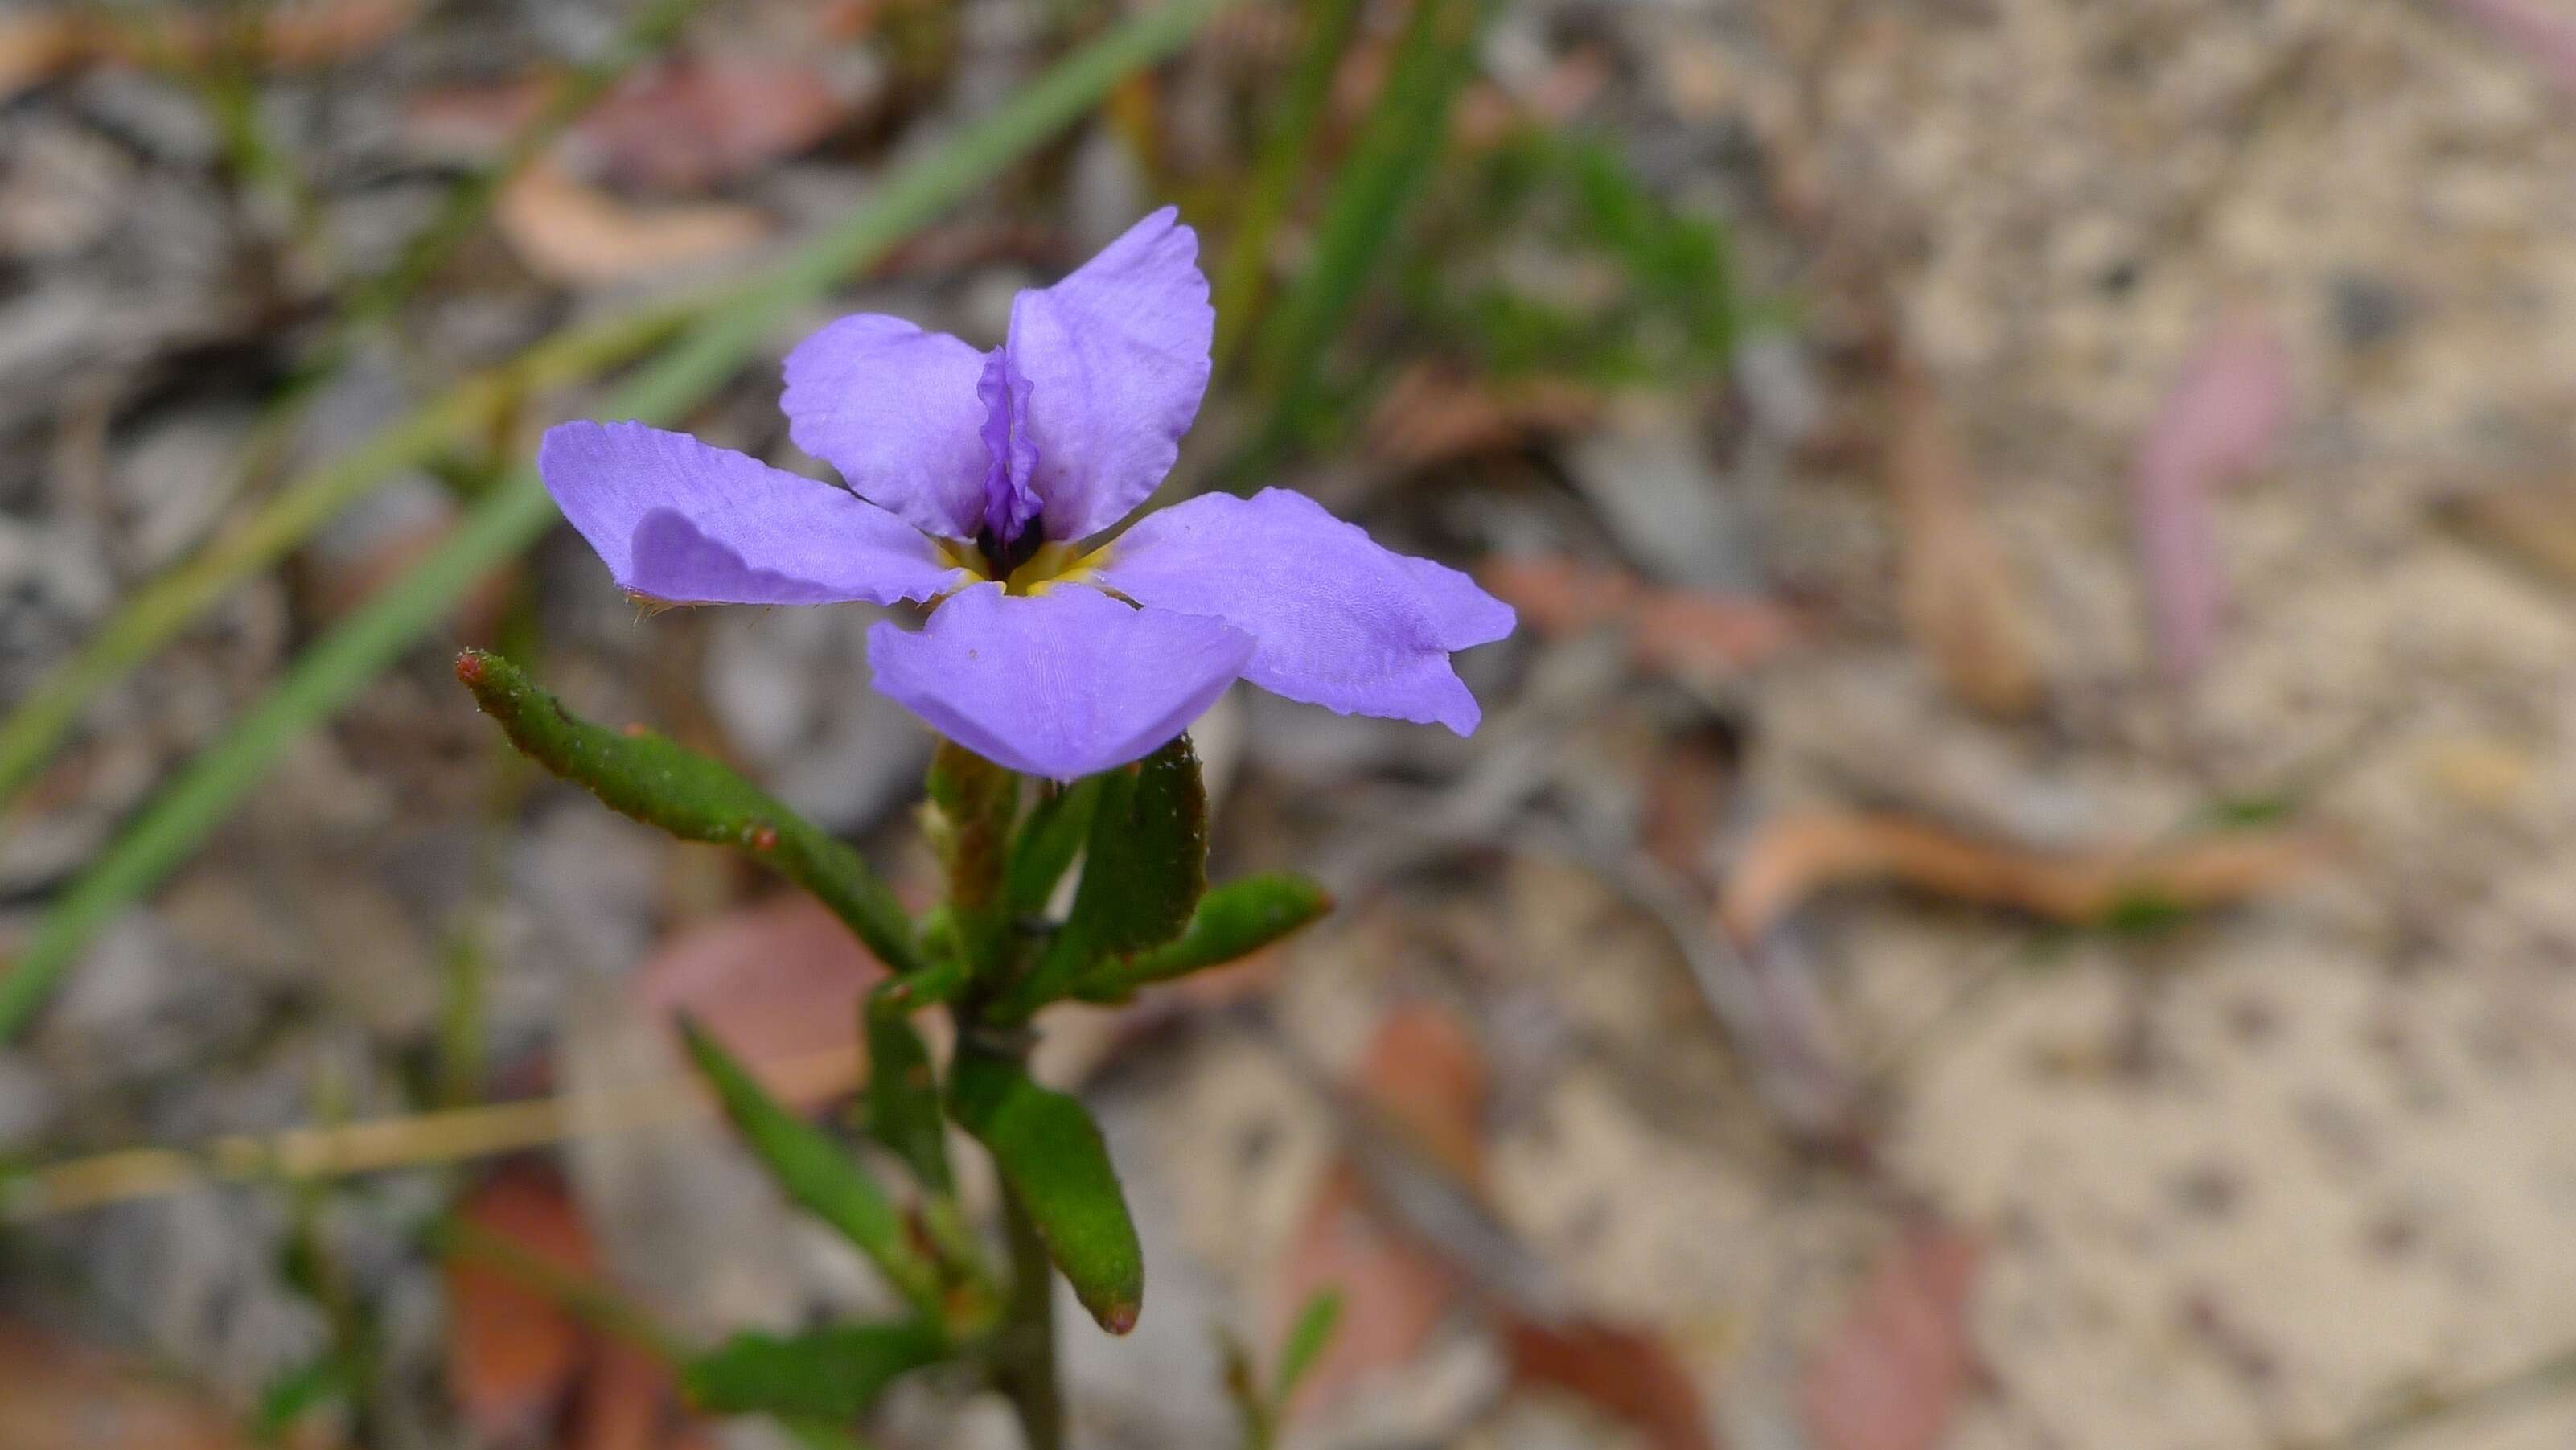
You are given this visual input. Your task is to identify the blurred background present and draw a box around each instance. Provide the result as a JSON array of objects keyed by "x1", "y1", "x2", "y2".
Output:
[{"x1": 2, "y1": 0, "x2": 2573, "y2": 1445}]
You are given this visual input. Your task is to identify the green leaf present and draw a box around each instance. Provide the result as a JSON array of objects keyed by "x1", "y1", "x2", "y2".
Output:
[
  {"x1": 862, "y1": 1001, "x2": 953, "y2": 1194},
  {"x1": 684, "y1": 1320, "x2": 949, "y2": 1419},
  {"x1": 0, "y1": 0, "x2": 1243, "y2": 1043},
  {"x1": 677, "y1": 1017, "x2": 945, "y2": 1321},
  {"x1": 996, "y1": 737, "x2": 1207, "y2": 1021},
  {"x1": 1241, "y1": 0, "x2": 1489, "y2": 460},
  {"x1": 949, "y1": 1050, "x2": 1144, "y2": 1334},
  {"x1": 1004, "y1": 776, "x2": 1104, "y2": 917},
  {"x1": 1271, "y1": 1287, "x2": 1344, "y2": 1405},
  {"x1": 455, "y1": 651, "x2": 923, "y2": 977},
  {"x1": 1074, "y1": 873, "x2": 1330, "y2": 1003}
]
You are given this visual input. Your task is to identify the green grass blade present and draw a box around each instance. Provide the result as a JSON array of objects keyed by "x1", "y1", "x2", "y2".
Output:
[
  {"x1": 0, "y1": 0, "x2": 1238, "y2": 1042},
  {"x1": 1243, "y1": 0, "x2": 1488, "y2": 458},
  {"x1": 0, "y1": 304, "x2": 688, "y2": 810},
  {"x1": 1207, "y1": 0, "x2": 1368, "y2": 370}
]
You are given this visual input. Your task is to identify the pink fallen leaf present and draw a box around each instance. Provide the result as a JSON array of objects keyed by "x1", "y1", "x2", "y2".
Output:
[
  {"x1": 2132, "y1": 310, "x2": 2291, "y2": 685},
  {"x1": 632, "y1": 893, "x2": 885, "y2": 1095},
  {"x1": 1799, "y1": 1227, "x2": 1982, "y2": 1450},
  {"x1": 2444, "y1": 0, "x2": 2576, "y2": 97}
]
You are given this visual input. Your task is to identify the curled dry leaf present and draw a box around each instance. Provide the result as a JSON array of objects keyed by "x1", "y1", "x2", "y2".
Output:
[
  {"x1": 1799, "y1": 1227, "x2": 1981, "y2": 1450},
  {"x1": 1479, "y1": 554, "x2": 1802, "y2": 683},
  {"x1": 1719, "y1": 809, "x2": 2328, "y2": 943},
  {"x1": 499, "y1": 158, "x2": 770, "y2": 287},
  {"x1": 1888, "y1": 359, "x2": 2043, "y2": 717},
  {"x1": 2133, "y1": 311, "x2": 2291, "y2": 685}
]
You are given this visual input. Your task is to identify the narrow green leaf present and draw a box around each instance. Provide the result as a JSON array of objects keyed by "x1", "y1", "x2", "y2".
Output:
[
  {"x1": 1003, "y1": 776, "x2": 1104, "y2": 917},
  {"x1": 0, "y1": 0, "x2": 1241, "y2": 1042},
  {"x1": 1074, "y1": 873, "x2": 1330, "y2": 1003},
  {"x1": 1209, "y1": 0, "x2": 1370, "y2": 370},
  {"x1": 1242, "y1": 0, "x2": 1489, "y2": 460},
  {"x1": 684, "y1": 1320, "x2": 948, "y2": 1419},
  {"x1": 455, "y1": 650, "x2": 923, "y2": 977},
  {"x1": 996, "y1": 737, "x2": 1207, "y2": 1021},
  {"x1": 1271, "y1": 1287, "x2": 1344, "y2": 1405},
  {"x1": 949, "y1": 1050, "x2": 1144, "y2": 1335},
  {"x1": 862, "y1": 1003, "x2": 952, "y2": 1194},
  {"x1": 678, "y1": 1017, "x2": 945, "y2": 1321}
]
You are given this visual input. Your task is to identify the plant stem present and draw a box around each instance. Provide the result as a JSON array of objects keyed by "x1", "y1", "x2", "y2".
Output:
[{"x1": 997, "y1": 1180, "x2": 1066, "y2": 1450}]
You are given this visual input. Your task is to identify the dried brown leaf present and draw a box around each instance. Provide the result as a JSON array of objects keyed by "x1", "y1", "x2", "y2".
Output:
[
  {"x1": 1479, "y1": 555, "x2": 1801, "y2": 682},
  {"x1": 1720, "y1": 810, "x2": 2327, "y2": 942},
  {"x1": 1888, "y1": 359, "x2": 2042, "y2": 717},
  {"x1": 498, "y1": 158, "x2": 770, "y2": 286},
  {"x1": 1505, "y1": 1318, "x2": 1718, "y2": 1450},
  {"x1": 445, "y1": 1169, "x2": 594, "y2": 1440}
]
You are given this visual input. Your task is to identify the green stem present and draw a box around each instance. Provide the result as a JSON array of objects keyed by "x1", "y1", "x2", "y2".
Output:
[{"x1": 996, "y1": 1180, "x2": 1066, "y2": 1450}]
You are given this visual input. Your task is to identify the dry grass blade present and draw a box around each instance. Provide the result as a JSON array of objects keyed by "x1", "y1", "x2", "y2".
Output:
[
  {"x1": 3, "y1": 1045, "x2": 860, "y2": 1221},
  {"x1": 1720, "y1": 810, "x2": 2328, "y2": 943}
]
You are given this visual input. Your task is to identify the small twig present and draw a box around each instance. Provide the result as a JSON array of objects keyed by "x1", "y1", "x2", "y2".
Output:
[{"x1": 3, "y1": 1044, "x2": 861, "y2": 1222}]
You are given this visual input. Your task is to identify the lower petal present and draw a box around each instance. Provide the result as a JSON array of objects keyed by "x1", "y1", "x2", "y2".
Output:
[
  {"x1": 1092, "y1": 489, "x2": 1515, "y2": 734},
  {"x1": 865, "y1": 583, "x2": 1252, "y2": 779},
  {"x1": 540, "y1": 421, "x2": 962, "y2": 606}
]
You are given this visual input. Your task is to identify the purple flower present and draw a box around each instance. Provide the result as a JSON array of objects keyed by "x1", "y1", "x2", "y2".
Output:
[{"x1": 538, "y1": 209, "x2": 1514, "y2": 778}]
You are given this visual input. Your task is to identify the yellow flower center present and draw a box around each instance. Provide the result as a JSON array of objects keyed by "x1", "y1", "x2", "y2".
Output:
[{"x1": 936, "y1": 539, "x2": 1111, "y2": 598}]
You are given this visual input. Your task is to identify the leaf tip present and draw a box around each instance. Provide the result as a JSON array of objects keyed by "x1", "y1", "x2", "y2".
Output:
[
  {"x1": 1102, "y1": 1300, "x2": 1140, "y2": 1336},
  {"x1": 452, "y1": 650, "x2": 487, "y2": 688}
]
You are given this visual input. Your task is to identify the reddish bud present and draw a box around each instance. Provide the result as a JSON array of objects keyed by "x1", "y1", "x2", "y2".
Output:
[
  {"x1": 452, "y1": 651, "x2": 485, "y2": 686},
  {"x1": 1103, "y1": 1303, "x2": 1140, "y2": 1336},
  {"x1": 748, "y1": 824, "x2": 780, "y2": 852}
]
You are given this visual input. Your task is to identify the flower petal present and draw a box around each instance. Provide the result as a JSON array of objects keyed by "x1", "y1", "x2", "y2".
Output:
[
  {"x1": 540, "y1": 421, "x2": 961, "y2": 606},
  {"x1": 780, "y1": 314, "x2": 991, "y2": 538},
  {"x1": 1093, "y1": 488, "x2": 1515, "y2": 734},
  {"x1": 865, "y1": 582, "x2": 1251, "y2": 778},
  {"x1": 1004, "y1": 207, "x2": 1215, "y2": 543}
]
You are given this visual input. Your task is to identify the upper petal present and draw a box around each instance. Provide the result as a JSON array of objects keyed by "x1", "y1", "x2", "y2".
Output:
[
  {"x1": 539, "y1": 421, "x2": 962, "y2": 606},
  {"x1": 1092, "y1": 488, "x2": 1515, "y2": 734},
  {"x1": 781, "y1": 314, "x2": 991, "y2": 539},
  {"x1": 1004, "y1": 207, "x2": 1215, "y2": 544},
  {"x1": 865, "y1": 582, "x2": 1251, "y2": 779}
]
